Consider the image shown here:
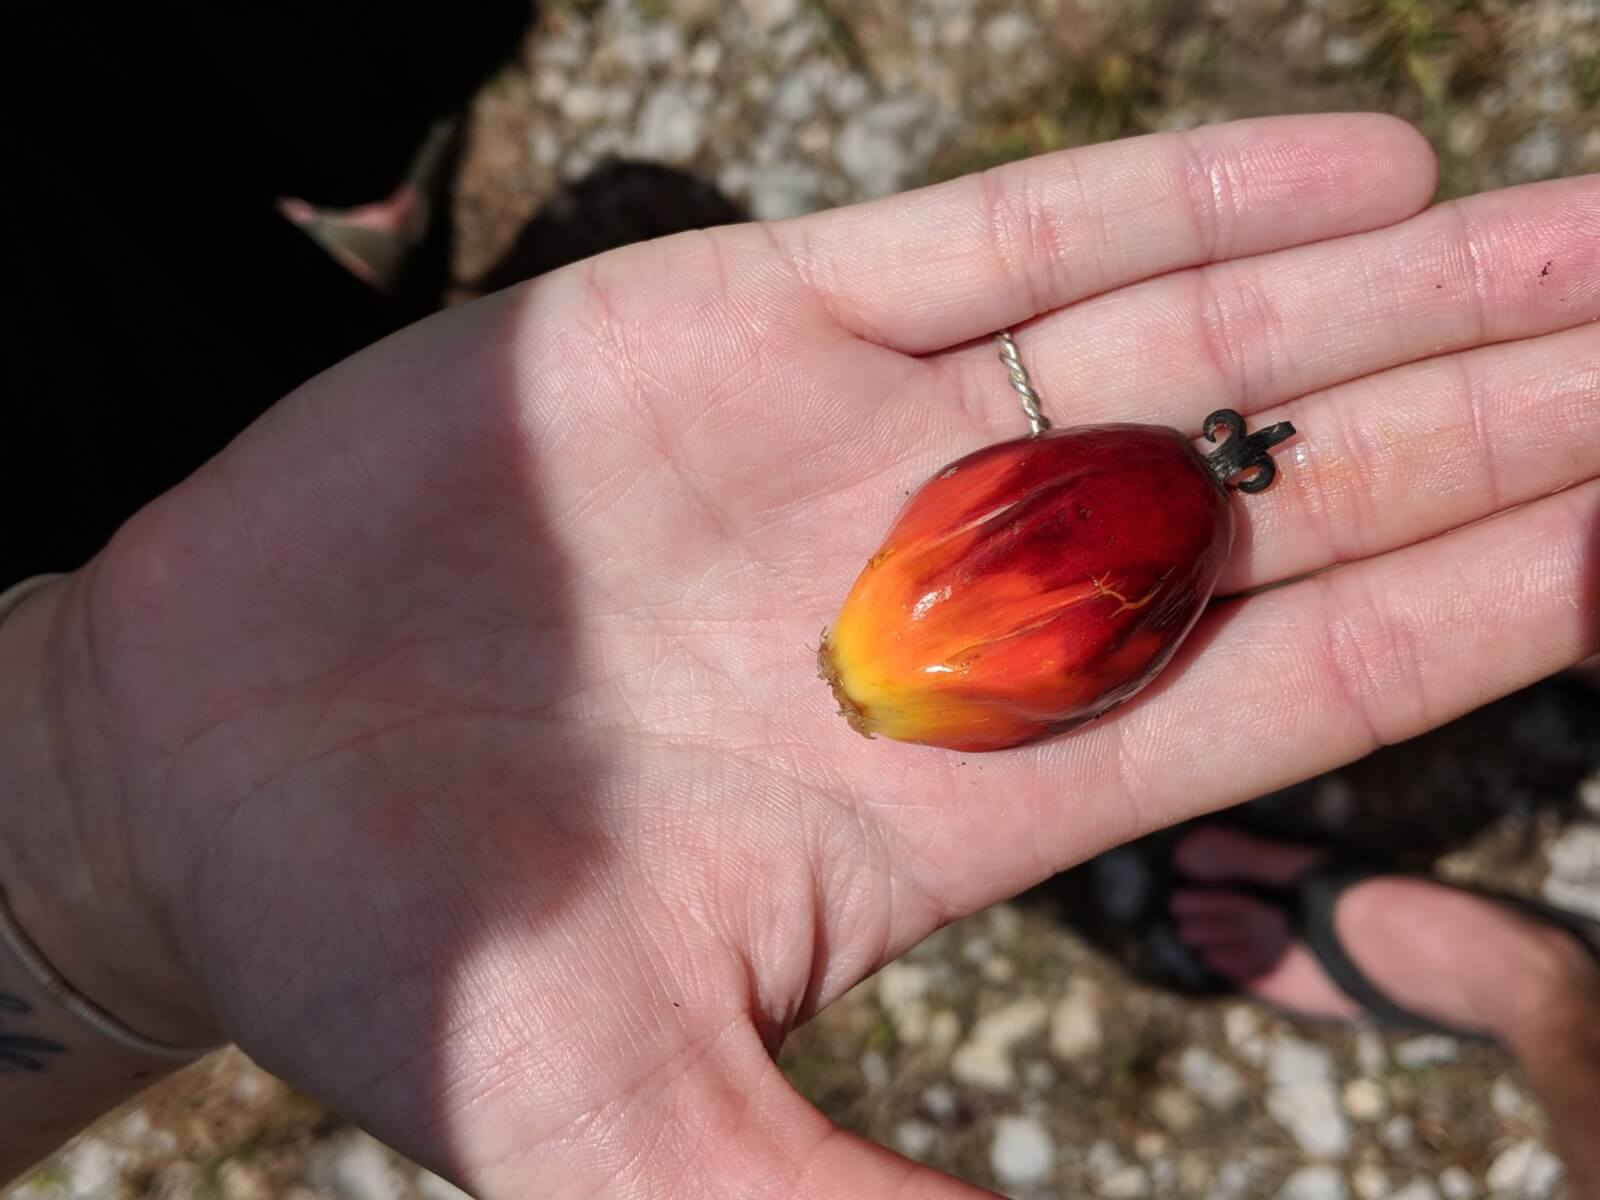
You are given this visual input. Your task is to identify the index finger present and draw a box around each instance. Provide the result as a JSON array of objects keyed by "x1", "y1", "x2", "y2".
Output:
[{"x1": 779, "y1": 114, "x2": 1437, "y2": 354}]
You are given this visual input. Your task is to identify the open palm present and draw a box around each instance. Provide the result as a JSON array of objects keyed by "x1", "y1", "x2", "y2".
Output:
[{"x1": 55, "y1": 115, "x2": 1600, "y2": 1197}]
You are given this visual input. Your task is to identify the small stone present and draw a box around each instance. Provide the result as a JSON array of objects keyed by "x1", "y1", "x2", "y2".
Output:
[
  {"x1": 1134, "y1": 1131, "x2": 1168, "y2": 1160},
  {"x1": 1266, "y1": 1034, "x2": 1348, "y2": 1157},
  {"x1": 962, "y1": 936, "x2": 994, "y2": 965},
  {"x1": 1268, "y1": 1082, "x2": 1349, "y2": 1158},
  {"x1": 739, "y1": 0, "x2": 800, "y2": 31},
  {"x1": 1151, "y1": 1159, "x2": 1178, "y2": 1196},
  {"x1": 218, "y1": 1163, "x2": 273, "y2": 1200},
  {"x1": 826, "y1": 73, "x2": 870, "y2": 114},
  {"x1": 878, "y1": 961, "x2": 932, "y2": 1011},
  {"x1": 1180, "y1": 1046, "x2": 1245, "y2": 1110},
  {"x1": 1354, "y1": 1031, "x2": 1387, "y2": 1076},
  {"x1": 923, "y1": 1083, "x2": 959, "y2": 1122},
  {"x1": 637, "y1": 23, "x2": 684, "y2": 67},
  {"x1": 1050, "y1": 978, "x2": 1103, "y2": 1060},
  {"x1": 533, "y1": 35, "x2": 585, "y2": 69},
  {"x1": 1324, "y1": 36, "x2": 1365, "y2": 67},
  {"x1": 795, "y1": 120, "x2": 831, "y2": 156},
  {"x1": 1437, "y1": 1165, "x2": 1475, "y2": 1200},
  {"x1": 1279, "y1": 1165, "x2": 1347, "y2": 1200},
  {"x1": 836, "y1": 95, "x2": 939, "y2": 198},
  {"x1": 1179, "y1": 1154, "x2": 1211, "y2": 1193},
  {"x1": 530, "y1": 128, "x2": 562, "y2": 168},
  {"x1": 633, "y1": 85, "x2": 706, "y2": 163},
  {"x1": 895, "y1": 1120, "x2": 936, "y2": 1161},
  {"x1": 532, "y1": 69, "x2": 568, "y2": 105},
  {"x1": 417, "y1": 1170, "x2": 475, "y2": 1200},
  {"x1": 1103, "y1": 1165, "x2": 1151, "y2": 1199},
  {"x1": 559, "y1": 86, "x2": 608, "y2": 125},
  {"x1": 928, "y1": 1009, "x2": 962, "y2": 1054},
  {"x1": 1022, "y1": 1059, "x2": 1057, "y2": 1093},
  {"x1": 1341, "y1": 1078, "x2": 1388, "y2": 1122},
  {"x1": 990, "y1": 1115, "x2": 1055, "y2": 1187},
  {"x1": 1395, "y1": 1035, "x2": 1460, "y2": 1068},
  {"x1": 1152, "y1": 1087, "x2": 1200, "y2": 1134},
  {"x1": 1281, "y1": 12, "x2": 1325, "y2": 66},
  {"x1": 1381, "y1": 1114, "x2": 1416, "y2": 1151},
  {"x1": 1390, "y1": 1181, "x2": 1441, "y2": 1200},
  {"x1": 305, "y1": 1130, "x2": 413, "y2": 1200},
  {"x1": 115, "y1": 1109, "x2": 177, "y2": 1155},
  {"x1": 1268, "y1": 1033, "x2": 1335, "y2": 1087},
  {"x1": 894, "y1": 999, "x2": 932, "y2": 1046},
  {"x1": 62, "y1": 1139, "x2": 125, "y2": 1200},
  {"x1": 982, "y1": 12, "x2": 1038, "y2": 57},
  {"x1": 1541, "y1": 875, "x2": 1600, "y2": 922},
  {"x1": 770, "y1": 72, "x2": 818, "y2": 124},
  {"x1": 1539, "y1": 80, "x2": 1573, "y2": 115},
  {"x1": 982, "y1": 955, "x2": 1017, "y2": 984},
  {"x1": 1210, "y1": 1159, "x2": 1256, "y2": 1200},
  {"x1": 1485, "y1": 1139, "x2": 1564, "y2": 1198},
  {"x1": 952, "y1": 998, "x2": 1048, "y2": 1090},
  {"x1": 1351, "y1": 1164, "x2": 1387, "y2": 1200},
  {"x1": 1491, "y1": 1076, "x2": 1532, "y2": 1121},
  {"x1": 1545, "y1": 823, "x2": 1600, "y2": 880},
  {"x1": 230, "y1": 1066, "x2": 283, "y2": 1104},
  {"x1": 1223, "y1": 1005, "x2": 1266, "y2": 1065},
  {"x1": 1507, "y1": 124, "x2": 1565, "y2": 182},
  {"x1": 859, "y1": 1050, "x2": 890, "y2": 1090},
  {"x1": 150, "y1": 1162, "x2": 207, "y2": 1200},
  {"x1": 938, "y1": 13, "x2": 975, "y2": 48},
  {"x1": 1579, "y1": 770, "x2": 1600, "y2": 817},
  {"x1": 1448, "y1": 113, "x2": 1488, "y2": 158},
  {"x1": 1087, "y1": 1139, "x2": 1125, "y2": 1180},
  {"x1": 772, "y1": 19, "x2": 816, "y2": 62},
  {"x1": 687, "y1": 38, "x2": 722, "y2": 77},
  {"x1": 606, "y1": 88, "x2": 636, "y2": 122}
]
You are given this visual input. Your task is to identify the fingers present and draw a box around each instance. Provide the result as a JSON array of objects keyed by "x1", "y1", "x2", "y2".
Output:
[
  {"x1": 934, "y1": 172, "x2": 1600, "y2": 440},
  {"x1": 1216, "y1": 320, "x2": 1600, "y2": 594},
  {"x1": 780, "y1": 114, "x2": 1436, "y2": 354},
  {"x1": 874, "y1": 477, "x2": 1599, "y2": 924}
]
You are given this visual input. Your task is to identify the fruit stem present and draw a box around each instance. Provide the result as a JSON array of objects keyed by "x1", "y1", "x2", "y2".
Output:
[{"x1": 1201, "y1": 409, "x2": 1297, "y2": 494}]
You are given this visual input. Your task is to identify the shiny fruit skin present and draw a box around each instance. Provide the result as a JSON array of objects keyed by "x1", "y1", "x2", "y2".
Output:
[{"x1": 820, "y1": 425, "x2": 1234, "y2": 752}]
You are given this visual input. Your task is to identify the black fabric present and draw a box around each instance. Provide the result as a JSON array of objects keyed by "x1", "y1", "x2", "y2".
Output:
[{"x1": 1, "y1": 0, "x2": 532, "y2": 583}]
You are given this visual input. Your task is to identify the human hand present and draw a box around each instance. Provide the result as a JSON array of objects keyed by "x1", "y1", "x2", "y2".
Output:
[{"x1": 15, "y1": 114, "x2": 1600, "y2": 1196}]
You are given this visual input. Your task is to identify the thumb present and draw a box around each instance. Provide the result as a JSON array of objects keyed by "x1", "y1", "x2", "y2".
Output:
[
  {"x1": 690, "y1": 1022, "x2": 1002, "y2": 1200},
  {"x1": 473, "y1": 1018, "x2": 1002, "y2": 1199}
]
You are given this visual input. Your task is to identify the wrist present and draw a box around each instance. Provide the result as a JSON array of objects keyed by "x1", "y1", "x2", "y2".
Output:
[{"x1": 0, "y1": 570, "x2": 220, "y2": 1051}]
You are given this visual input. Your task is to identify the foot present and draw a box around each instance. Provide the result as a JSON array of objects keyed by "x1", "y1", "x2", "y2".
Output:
[
  {"x1": 279, "y1": 186, "x2": 426, "y2": 290},
  {"x1": 1170, "y1": 828, "x2": 1600, "y2": 1039}
]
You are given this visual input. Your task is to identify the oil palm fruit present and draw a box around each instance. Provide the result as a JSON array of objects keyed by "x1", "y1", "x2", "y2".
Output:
[{"x1": 819, "y1": 410, "x2": 1294, "y2": 751}]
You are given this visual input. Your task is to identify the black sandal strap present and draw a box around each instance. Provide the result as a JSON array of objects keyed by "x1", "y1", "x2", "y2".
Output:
[{"x1": 1296, "y1": 866, "x2": 1489, "y2": 1041}]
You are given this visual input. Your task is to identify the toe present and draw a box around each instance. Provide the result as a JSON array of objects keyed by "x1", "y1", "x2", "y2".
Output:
[
  {"x1": 1173, "y1": 888, "x2": 1295, "y2": 980},
  {"x1": 1172, "y1": 826, "x2": 1326, "y2": 887}
]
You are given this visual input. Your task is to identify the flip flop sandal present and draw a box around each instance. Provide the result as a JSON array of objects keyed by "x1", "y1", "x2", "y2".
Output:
[
  {"x1": 1159, "y1": 855, "x2": 1600, "y2": 1041},
  {"x1": 282, "y1": 116, "x2": 462, "y2": 306}
]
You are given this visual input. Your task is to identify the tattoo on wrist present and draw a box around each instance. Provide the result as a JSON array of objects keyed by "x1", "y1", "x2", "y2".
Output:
[{"x1": 0, "y1": 990, "x2": 67, "y2": 1072}]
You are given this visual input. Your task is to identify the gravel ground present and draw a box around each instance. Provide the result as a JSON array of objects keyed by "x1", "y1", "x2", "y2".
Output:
[{"x1": 10, "y1": 1, "x2": 1600, "y2": 1197}]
